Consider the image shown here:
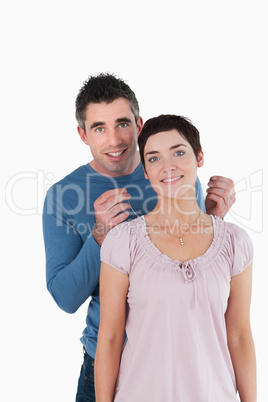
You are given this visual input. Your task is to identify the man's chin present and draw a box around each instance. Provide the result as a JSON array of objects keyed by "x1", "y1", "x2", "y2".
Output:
[
  {"x1": 105, "y1": 161, "x2": 131, "y2": 175},
  {"x1": 90, "y1": 159, "x2": 130, "y2": 177}
]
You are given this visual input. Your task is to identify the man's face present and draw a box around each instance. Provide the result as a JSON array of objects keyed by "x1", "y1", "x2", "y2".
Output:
[{"x1": 78, "y1": 98, "x2": 143, "y2": 177}]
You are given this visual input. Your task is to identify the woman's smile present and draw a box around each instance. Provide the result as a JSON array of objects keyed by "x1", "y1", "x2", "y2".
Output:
[{"x1": 161, "y1": 175, "x2": 184, "y2": 184}]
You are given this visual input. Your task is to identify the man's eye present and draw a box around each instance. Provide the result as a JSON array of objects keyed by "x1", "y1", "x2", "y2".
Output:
[
  {"x1": 119, "y1": 123, "x2": 128, "y2": 128},
  {"x1": 96, "y1": 127, "x2": 104, "y2": 133}
]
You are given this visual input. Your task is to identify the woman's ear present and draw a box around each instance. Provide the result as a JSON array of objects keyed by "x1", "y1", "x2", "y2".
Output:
[
  {"x1": 197, "y1": 149, "x2": 204, "y2": 167},
  {"x1": 142, "y1": 166, "x2": 149, "y2": 180}
]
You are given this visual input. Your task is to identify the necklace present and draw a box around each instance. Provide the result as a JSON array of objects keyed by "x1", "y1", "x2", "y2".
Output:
[
  {"x1": 159, "y1": 209, "x2": 202, "y2": 246},
  {"x1": 129, "y1": 201, "x2": 202, "y2": 246}
]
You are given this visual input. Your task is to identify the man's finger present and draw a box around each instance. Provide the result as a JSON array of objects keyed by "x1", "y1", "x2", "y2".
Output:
[
  {"x1": 206, "y1": 191, "x2": 234, "y2": 211},
  {"x1": 108, "y1": 201, "x2": 132, "y2": 217},
  {"x1": 94, "y1": 188, "x2": 129, "y2": 207},
  {"x1": 95, "y1": 196, "x2": 131, "y2": 216},
  {"x1": 109, "y1": 210, "x2": 130, "y2": 229},
  {"x1": 94, "y1": 191, "x2": 131, "y2": 213},
  {"x1": 208, "y1": 176, "x2": 234, "y2": 190},
  {"x1": 206, "y1": 187, "x2": 229, "y2": 198},
  {"x1": 106, "y1": 194, "x2": 131, "y2": 212}
]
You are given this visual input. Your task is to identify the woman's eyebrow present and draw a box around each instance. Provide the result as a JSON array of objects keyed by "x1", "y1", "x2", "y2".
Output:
[
  {"x1": 145, "y1": 144, "x2": 187, "y2": 157},
  {"x1": 145, "y1": 150, "x2": 159, "y2": 157},
  {"x1": 170, "y1": 144, "x2": 187, "y2": 150}
]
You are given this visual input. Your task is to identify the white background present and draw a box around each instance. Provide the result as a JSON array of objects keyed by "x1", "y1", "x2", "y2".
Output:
[{"x1": 2, "y1": 1, "x2": 267, "y2": 401}]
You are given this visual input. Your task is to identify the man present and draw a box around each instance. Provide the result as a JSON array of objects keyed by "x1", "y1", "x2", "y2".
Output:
[{"x1": 43, "y1": 73, "x2": 235, "y2": 401}]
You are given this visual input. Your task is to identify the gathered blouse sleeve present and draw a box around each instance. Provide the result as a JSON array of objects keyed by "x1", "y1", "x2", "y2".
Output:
[
  {"x1": 227, "y1": 223, "x2": 254, "y2": 277},
  {"x1": 100, "y1": 221, "x2": 131, "y2": 275}
]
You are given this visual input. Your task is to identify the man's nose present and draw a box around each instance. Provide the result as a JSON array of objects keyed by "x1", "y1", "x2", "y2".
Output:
[{"x1": 107, "y1": 129, "x2": 122, "y2": 147}]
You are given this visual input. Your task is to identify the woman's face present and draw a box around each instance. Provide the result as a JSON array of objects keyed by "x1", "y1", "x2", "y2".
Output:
[{"x1": 143, "y1": 129, "x2": 204, "y2": 199}]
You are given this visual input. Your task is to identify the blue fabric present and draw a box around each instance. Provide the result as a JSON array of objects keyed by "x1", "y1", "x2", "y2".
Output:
[
  {"x1": 43, "y1": 162, "x2": 205, "y2": 359},
  {"x1": 76, "y1": 350, "x2": 95, "y2": 402}
]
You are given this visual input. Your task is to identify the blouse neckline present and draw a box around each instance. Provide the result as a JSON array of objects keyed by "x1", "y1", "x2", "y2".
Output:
[{"x1": 136, "y1": 215, "x2": 226, "y2": 269}]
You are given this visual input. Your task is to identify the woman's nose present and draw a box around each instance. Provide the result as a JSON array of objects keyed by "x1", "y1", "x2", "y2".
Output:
[{"x1": 163, "y1": 162, "x2": 176, "y2": 173}]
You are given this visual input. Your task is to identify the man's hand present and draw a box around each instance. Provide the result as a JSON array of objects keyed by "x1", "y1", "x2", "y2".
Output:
[
  {"x1": 92, "y1": 188, "x2": 131, "y2": 246},
  {"x1": 205, "y1": 176, "x2": 236, "y2": 219}
]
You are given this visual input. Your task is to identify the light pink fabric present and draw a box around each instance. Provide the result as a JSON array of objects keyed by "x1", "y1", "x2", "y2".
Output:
[{"x1": 101, "y1": 216, "x2": 253, "y2": 402}]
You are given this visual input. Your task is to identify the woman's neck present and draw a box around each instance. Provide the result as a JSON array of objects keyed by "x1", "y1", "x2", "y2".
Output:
[{"x1": 146, "y1": 195, "x2": 202, "y2": 227}]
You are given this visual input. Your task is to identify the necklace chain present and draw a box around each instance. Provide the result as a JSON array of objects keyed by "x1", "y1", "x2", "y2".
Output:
[
  {"x1": 128, "y1": 201, "x2": 203, "y2": 246},
  {"x1": 161, "y1": 209, "x2": 202, "y2": 246}
]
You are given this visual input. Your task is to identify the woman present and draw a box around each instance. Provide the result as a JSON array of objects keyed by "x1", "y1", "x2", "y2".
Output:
[{"x1": 95, "y1": 115, "x2": 256, "y2": 401}]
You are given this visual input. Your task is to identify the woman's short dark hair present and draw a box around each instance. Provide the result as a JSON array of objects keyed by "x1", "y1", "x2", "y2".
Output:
[
  {"x1": 138, "y1": 114, "x2": 202, "y2": 170},
  {"x1": 75, "y1": 73, "x2": 140, "y2": 131}
]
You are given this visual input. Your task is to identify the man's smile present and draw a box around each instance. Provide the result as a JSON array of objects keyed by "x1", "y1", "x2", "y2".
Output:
[{"x1": 104, "y1": 148, "x2": 128, "y2": 160}]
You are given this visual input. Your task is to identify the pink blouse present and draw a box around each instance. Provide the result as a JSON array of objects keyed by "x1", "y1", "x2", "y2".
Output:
[{"x1": 101, "y1": 216, "x2": 253, "y2": 402}]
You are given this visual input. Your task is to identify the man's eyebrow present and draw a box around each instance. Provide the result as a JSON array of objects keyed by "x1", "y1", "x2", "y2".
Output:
[
  {"x1": 116, "y1": 117, "x2": 132, "y2": 124},
  {"x1": 90, "y1": 117, "x2": 132, "y2": 130},
  {"x1": 90, "y1": 121, "x2": 105, "y2": 130},
  {"x1": 145, "y1": 144, "x2": 187, "y2": 157}
]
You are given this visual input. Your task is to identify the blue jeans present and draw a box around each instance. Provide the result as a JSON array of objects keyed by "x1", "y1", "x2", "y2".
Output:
[{"x1": 76, "y1": 349, "x2": 95, "y2": 402}]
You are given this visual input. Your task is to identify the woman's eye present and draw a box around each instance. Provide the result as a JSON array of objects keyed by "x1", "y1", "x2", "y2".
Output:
[
  {"x1": 175, "y1": 150, "x2": 184, "y2": 156},
  {"x1": 148, "y1": 156, "x2": 159, "y2": 163}
]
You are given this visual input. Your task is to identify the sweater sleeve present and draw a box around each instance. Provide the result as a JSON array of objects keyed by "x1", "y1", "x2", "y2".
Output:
[
  {"x1": 43, "y1": 185, "x2": 101, "y2": 314},
  {"x1": 195, "y1": 177, "x2": 206, "y2": 212}
]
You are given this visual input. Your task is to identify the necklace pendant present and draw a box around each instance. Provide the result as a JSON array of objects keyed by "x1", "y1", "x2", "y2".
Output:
[{"x1": 179, "y1": 237, "x2": 184, "y2": 246}]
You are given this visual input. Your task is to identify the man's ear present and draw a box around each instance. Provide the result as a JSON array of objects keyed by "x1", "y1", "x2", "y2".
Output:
[
  {"x1": 77, "y1": 125, "x2": 89, "y2": 146},
  {"x1": 136, "y1": 116, "x2": 143, "y2": 137},
  {"x1": 197, "y1": 149, "x2": 204, "y2": 167}
]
